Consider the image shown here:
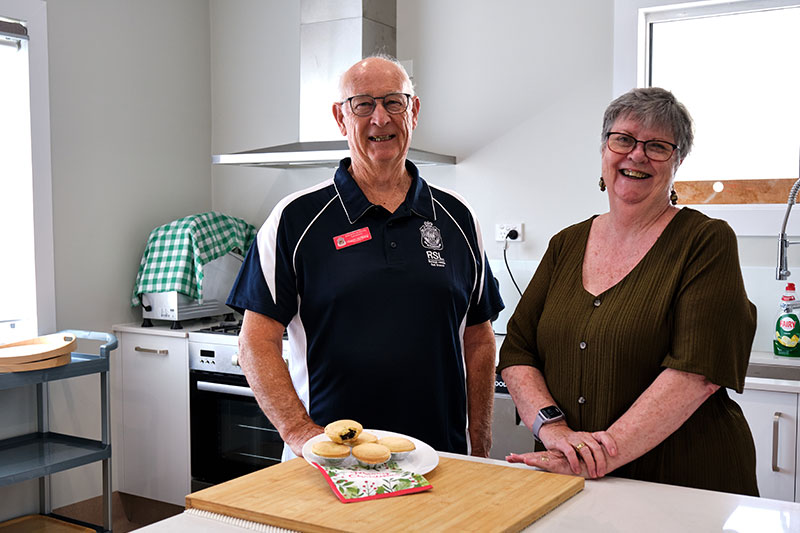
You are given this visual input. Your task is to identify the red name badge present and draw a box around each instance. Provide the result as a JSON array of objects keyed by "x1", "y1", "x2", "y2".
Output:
[{"x1": 333, "y1": 227, "x2": 372, "y2": 250}]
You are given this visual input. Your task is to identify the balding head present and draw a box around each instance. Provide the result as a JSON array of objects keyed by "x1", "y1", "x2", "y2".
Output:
[{"x1": 338, "y1": 56, "x2": 414, "y2": 101}]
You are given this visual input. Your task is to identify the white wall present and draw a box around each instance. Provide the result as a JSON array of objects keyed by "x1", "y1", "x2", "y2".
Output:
[
  {"x1": 209, "y1": 0, "x2": 335, "y2": 224},
  {"x1": 48, "y1": 0, "x2": 213, "y2": 333},
  {"x1": 399, "y1": 0, "x2": 613, "y2": 258},
  {"x1": 211, "y1": 0, "x2": 616, "y2": 320},
  {"x1": 0, "y1": 0, "x2": 213, "y2": 519}
]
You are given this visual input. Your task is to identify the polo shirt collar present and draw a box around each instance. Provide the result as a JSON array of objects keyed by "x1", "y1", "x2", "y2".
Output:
[{"x1": 334, "y1": 158, "x2": 436, "y2": 224}]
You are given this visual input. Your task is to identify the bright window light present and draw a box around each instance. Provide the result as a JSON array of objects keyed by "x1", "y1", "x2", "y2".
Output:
[
  {"x1": 0, "y1": 31, "x2": 37, "y2": 343},
  {"x1": 722, "y1": 504, "x2": 795, "y2": 532},
  {"x1": 649, "y1": 6, "x2": 800, "y2": 182}
]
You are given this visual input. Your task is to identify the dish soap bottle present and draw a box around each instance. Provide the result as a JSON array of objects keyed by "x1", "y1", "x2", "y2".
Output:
[{"x1": 774, "y1": 282, "x2": 800, "y2": 357}]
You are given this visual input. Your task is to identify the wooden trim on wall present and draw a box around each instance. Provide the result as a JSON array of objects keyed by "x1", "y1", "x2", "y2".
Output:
[{"x1": 674, "y1": 178, "x2": 799, "y2": 205}]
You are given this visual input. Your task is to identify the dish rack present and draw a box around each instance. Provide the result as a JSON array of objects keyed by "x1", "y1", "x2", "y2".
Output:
[{"x1": 0, "y1": 330, "x2": 117, "y2": 532}]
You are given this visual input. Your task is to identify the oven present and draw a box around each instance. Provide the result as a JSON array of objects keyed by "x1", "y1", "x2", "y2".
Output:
[{"x1": 188, "y1": 323, "x2": 286, "y2": 491}]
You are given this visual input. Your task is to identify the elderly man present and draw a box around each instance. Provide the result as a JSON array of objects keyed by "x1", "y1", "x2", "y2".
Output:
[{"x1": 227, "y1": 56, "x2": 503, "y2": 459}]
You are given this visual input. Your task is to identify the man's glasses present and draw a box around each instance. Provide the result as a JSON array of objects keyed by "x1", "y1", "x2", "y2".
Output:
[
  {"x1": 341, "y1": 93, "x2": 412, "y2": 117},
  {"x1": 606, "y1": 132, "x2": 679, "y2": 162}
]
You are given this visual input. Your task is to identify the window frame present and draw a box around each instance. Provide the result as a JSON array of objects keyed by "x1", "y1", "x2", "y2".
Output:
[
  {"x1": 1, "y1": 0, "x2": 55, "y2": 335},
  {"x1": 613, "y1": 0, "x2": 800, "y2": 237}
]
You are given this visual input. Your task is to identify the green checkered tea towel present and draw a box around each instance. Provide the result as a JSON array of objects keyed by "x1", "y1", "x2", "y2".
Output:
[{"x1": 131, "y1": 212, "x2": 256, "y2": 306}]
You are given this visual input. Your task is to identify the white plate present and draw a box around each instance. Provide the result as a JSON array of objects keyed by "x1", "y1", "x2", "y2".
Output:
[{"x1": 302, "y1": 429, "x2": 439, "y2": 475}]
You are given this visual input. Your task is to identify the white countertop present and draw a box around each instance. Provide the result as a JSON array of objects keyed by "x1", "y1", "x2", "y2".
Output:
[
  {"x1": 745, "y1": 350, "x2": 800, "y2": 393},
  {"x1": 112, "y1": 319, "x2": 224, "y2": 337},
  {"x1": 133, "y1": 453, "x2": 800, "y2": 533},
  {"x1": 750, "y1": 351, "x2": 800, "y2": 365},
  {"x1": 744, "y1": 376, "x2": 800, "y2": 394}
]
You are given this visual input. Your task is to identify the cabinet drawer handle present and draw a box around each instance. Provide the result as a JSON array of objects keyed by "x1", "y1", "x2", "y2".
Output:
[
  {"x1": 772, "y1": 411, "x2": 781, "y2": 472},
  {"x1": 134, "y1": 346, "x2": 168, "y2": 355}
]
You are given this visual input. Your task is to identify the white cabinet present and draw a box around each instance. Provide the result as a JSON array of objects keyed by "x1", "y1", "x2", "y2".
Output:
[
  {"x1": 116, "y1": 327, "x2": 190, "y2": 506},
  {"x1": 737, "y1": 387, "x2": 798, "y2": 501}
]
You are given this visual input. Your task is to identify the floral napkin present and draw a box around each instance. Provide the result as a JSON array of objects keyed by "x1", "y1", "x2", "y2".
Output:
[{"x1": 312, "y1": 461, "x2": 432, "y2": 503}]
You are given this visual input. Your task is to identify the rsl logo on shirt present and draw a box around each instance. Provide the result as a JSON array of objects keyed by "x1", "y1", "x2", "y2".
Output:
[{"x1": 420, "y1": 221, "x2": 445, "y2": 268}]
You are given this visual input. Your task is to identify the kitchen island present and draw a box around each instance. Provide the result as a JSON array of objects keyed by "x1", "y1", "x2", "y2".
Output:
[{"x1": 134, "y1": 452, "x2": 799, "y2": 532}]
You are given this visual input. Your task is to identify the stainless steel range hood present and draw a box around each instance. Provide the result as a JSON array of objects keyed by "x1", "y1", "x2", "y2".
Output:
[
  {"x1": 212, "y1": 0, "x2": 456, "y2": 169},
  {"x1": 213, "y1": 141, "x2": 457, "y2": 169}
]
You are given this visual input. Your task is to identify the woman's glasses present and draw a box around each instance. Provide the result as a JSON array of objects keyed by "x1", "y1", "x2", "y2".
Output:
[{"x1": 606, "y1": 132, "x2": 679, "y2": 162}]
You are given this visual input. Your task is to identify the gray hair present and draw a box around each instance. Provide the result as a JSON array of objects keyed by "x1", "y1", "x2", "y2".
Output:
[
  {"x1": 601, "y1": 87, "x2": 694, "y2": 161},
  {"x1": 337, "y1": 54, "x2": 415, "y2": 100}
]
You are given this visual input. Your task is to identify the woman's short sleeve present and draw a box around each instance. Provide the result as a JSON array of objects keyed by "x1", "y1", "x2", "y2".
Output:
[{"x1": 663, "y1": 218, "x2": 756, "y2": 393}]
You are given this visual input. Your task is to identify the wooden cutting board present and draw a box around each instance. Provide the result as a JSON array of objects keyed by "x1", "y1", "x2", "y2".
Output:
[{"x1": 186, "y1": 456, "x2": 583, "y2": 532}]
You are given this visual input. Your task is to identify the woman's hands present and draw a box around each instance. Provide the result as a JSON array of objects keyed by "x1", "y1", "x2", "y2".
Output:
[
  {"x1": 500, "y1": 365, "x2": 619, "y2": 478},
  {"x1": 507, "y1": 450, "x2": 579, "y2": 476},
  {"x1": 534, "y1": 423, "x2": 618, "y2": 478}
]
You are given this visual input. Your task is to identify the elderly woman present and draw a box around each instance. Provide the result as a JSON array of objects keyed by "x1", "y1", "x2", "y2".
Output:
[{"x1": 498, "y1": 87, "x2": 758, "y2": 495}]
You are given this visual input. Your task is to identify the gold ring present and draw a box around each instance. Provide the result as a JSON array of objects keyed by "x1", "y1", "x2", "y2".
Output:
[
  {"x1": 540, "y1": 456, "x2": 550, "y2": 462},
  {"x1": 574, "y1": 442, "x2": 586, "y2": 451}
]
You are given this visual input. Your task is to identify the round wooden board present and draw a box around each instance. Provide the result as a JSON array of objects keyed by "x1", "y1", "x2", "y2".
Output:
[
  {"x1": 0, "y1": 333, "x2": 77, "y2": 364},
  {"x1": 0, "y1": 351, "x2": 72, "y2": 373},
  {"x1": 0, "y1": 513, "x2": 95, "y2": 532}
]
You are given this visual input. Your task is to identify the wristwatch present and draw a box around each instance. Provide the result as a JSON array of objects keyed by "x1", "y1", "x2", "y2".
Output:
[{"x1": 532, "y1": 405, "x2": 565, "y2": 442}]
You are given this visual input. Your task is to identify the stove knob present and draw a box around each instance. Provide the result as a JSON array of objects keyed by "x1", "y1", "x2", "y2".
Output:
[{"x1": 231, "y1": 352, "x2": 239, "y2": 367}]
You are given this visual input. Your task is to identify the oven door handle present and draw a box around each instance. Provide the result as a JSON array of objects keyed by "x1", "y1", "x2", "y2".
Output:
[{"x1": 196, "y1": 381, "x2": 255, "y2": 398}]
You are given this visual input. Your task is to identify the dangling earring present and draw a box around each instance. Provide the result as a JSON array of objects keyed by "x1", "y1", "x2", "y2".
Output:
[
  {"x1": 599, "y1": 177, "x2": 606, "y2": 192},
  {"x1": 670, "y1": 188, "x2": 678, "y2": 205}
]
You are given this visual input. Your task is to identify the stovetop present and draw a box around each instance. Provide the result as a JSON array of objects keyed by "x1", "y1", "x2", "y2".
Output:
[
  {"x1": 188, "y1": 321, "x2": 242, "y2": 350},
  {"x1": 195, "y1": 321, "x2": 242, "y2": 336},
  {"x1": 191, "y1": 320, "x2": 288, "y2": 342}
]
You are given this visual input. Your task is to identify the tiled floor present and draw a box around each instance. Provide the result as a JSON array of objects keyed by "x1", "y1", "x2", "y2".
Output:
[{"x1": 52, "y1": 491, "x2": 182, "y2": 532}]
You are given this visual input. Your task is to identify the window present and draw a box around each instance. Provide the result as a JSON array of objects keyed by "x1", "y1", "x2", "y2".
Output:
[
  {"x1": 0, "y1": 17, "x2": 35, "y2": 342},
  {"x1": 644, "y1": 1, "x2": 800, "y2": 206},
  {"x1": 614, "y1": 0, "x2": 800, "y2": 235},
  {"x1": 0, "y1": 1, "x2": 54, "y2": 343}
]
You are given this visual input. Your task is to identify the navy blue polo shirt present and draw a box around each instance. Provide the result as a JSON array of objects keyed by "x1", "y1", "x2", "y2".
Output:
[{"x1": 228, "y1": 158, "x2": 504, "y2": 453}]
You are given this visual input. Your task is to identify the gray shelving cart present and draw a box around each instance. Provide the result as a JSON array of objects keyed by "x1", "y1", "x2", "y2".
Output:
[{"x1": 0, "y1": 330, "x2": 117, "y2": 532}]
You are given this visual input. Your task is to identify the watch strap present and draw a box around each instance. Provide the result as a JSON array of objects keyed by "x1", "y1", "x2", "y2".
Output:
[
  {"x1": 532, "y1": 405, "x2": 564, "y2": 442},
  {"x1": 532, "y1": 415, "x2": 545, "y2": 442}
]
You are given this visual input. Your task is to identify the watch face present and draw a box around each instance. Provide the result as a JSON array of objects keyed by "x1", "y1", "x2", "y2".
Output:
[{"x1": 541, "y1": 405, "x2": 563, "y2": 419}]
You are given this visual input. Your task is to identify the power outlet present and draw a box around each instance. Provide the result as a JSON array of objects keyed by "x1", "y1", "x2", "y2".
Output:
[{"x1": 495, "y1": 223, "x2": 524, "y2": 242}]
